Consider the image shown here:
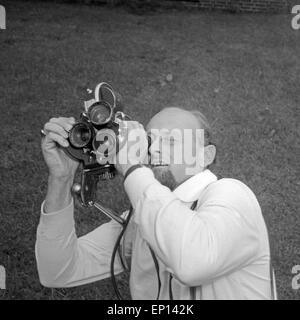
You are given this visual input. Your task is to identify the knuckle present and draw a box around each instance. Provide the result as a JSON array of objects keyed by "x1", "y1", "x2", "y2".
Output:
[
  {"x1": 44, "y1": 122, "x2": 51, "y2": 131},
  {"x1": 56, "y1": 117, "x2": 66, "y2": 125}
]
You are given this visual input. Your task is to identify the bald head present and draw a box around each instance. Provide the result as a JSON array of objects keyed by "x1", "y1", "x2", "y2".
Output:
[
  {"x1": 146, "y1": 107, "x2": 211, "y2": 145},
  {"x1": 147, "y1": 107, "x2": 200, "y2": 129}
]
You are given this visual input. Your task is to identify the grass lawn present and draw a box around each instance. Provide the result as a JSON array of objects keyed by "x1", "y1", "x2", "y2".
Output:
[{"x1": 0, "y1": 0, "x2": 299, "y2": 300}]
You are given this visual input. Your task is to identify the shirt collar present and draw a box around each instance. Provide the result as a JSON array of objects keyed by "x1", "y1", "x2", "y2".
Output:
[{"x1": 173, "y1": 169, "x2": 218, "y2": 203}]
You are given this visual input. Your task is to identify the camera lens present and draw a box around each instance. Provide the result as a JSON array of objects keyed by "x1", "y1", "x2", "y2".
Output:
[
  {"x1": 69, "y1": 123, "x2": 93, "y2": 148},
  {"x1": 89, "y1": 101, "x2": 112, "y2": 126}
]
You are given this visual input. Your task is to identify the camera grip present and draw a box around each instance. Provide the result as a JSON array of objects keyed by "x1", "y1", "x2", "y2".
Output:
[
  {"x1": 74, "y1": 165, "x2": 116, "y2": 206},
  {"x1": 79, "y1": 168, "x2": 100, "y2": 206}
]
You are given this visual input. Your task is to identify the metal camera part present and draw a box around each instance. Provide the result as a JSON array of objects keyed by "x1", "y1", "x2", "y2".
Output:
[
  {"x1": 69, "y1": 122, "x2": 94, "y2": 148},
  {"x1": 88, "y1": 101, "x2": 114, "y2": 126},
  {"x1": 94, "y1": 82, "x2": 116, "y2": 108},
  {"x1": 71, "y1": 183, "x2": 125, "y2": 225}
]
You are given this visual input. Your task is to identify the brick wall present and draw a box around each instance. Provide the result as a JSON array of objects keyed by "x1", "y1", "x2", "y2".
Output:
[
  {"x1": 75, "y1": 0, "x2": 290, "y2": 13},
  {"x1": 170, "y1": 0, "x2": 289, "y2": 13}
]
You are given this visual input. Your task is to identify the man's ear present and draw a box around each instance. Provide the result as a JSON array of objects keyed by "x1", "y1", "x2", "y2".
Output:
[{"x1": 204, "y1": 144, "x2": 216, "y2": 167}]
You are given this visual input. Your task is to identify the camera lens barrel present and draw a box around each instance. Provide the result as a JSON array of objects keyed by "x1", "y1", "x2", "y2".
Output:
[
  {"x1": 69, "y1": 122, "x2": 93, "y2": 148},
  {"x1": 88, "y1": 101, "x2": 113, "y2": 126}
]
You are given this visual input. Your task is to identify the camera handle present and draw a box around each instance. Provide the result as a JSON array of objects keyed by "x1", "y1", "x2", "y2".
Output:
[
  {"x1": 72, "y1": 179, "x2": 126, "y2": 226},
  {"x1": 72, "y1": 176, "x2": 131, "y2": 300},
  {"x1": 92, "y1": 201, "x2": 125, "y2": 226}
]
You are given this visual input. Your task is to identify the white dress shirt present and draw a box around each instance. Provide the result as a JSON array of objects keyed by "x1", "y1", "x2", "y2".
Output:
[{"x1": 36, "y1": 168, "x2": 275, "y2": 299}]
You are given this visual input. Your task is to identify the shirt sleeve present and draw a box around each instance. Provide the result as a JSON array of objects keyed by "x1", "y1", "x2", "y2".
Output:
[
  {"x1": 124, "y1": 168, "x2": 261, "y2": 287},
  {"x1": 35, "y1": 199, "x2": 133, "y2": 288}
]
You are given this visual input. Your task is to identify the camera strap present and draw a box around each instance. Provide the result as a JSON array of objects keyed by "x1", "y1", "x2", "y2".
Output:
[
  {"x1": 110, "y1": 206, "x2": 134, "y2": 300},
  {"x1": 269, "y1": 240, "x2": 277, "y2": 300}
]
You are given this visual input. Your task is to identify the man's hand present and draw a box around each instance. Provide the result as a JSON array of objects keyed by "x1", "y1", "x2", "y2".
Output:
[
  {"x1": 115, "y1": 121, "x2": 148, "y2": 177},
  {"x1": 41, "y1": 117, "x2": 79, "y2": 181},
  {"x1": 41, "y1": 117, "x2": 79, "y2": 213}
]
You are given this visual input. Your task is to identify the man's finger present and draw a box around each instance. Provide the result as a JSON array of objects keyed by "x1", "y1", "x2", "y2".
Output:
[
  {"x1": 47, "y1": 132, "x2": 69, "y2": 147},
  {"x1": 44, "y1": 122, "x2": 69, "y2": 139},
  {"x1": 49, "y1": 117, "x2": 75, "y2": 132}
]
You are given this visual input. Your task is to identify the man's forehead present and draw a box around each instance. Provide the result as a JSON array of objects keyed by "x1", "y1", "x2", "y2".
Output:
[
  {"x1": 146, "y1": 108, "x2": 202, "y2": 132},
  {"x1": 147, "y1": 128, "x2": 182, "y2": 138}
]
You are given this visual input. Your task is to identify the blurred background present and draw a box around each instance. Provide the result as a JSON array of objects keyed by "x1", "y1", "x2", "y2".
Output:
[{"x1": 0, "y1": 0, "x2": 299, "y2": 299}]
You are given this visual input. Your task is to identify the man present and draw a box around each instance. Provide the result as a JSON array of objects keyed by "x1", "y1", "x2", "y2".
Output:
[{"x1": 36, "y1": 107, "x2": 276, "y2": 299}]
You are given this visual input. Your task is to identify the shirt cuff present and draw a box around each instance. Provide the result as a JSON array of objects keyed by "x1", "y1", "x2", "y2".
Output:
[
  {"x1": 37, "y1": 199, "x2": 75, "y2": 239},
  {"x1": 124, "y1": 167, "x2": 158, "y2": 209}
]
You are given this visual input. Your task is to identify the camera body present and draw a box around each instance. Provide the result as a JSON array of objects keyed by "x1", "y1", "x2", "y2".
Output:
[{"x1": 64, "y1": 82, "x2": 130, "y2": 206}]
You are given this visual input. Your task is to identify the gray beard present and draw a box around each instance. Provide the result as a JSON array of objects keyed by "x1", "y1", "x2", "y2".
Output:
[{"x1": 152, "y1": 167, "x2": 178, "y2": 191}]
